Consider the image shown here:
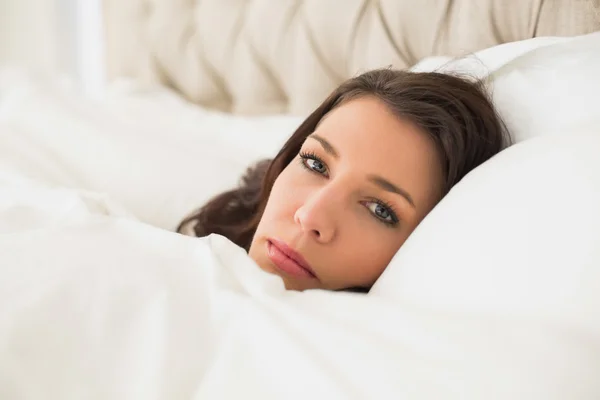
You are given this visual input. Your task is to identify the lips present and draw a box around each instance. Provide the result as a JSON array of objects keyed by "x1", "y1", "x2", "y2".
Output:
[{"x1": 266, "y1": 238, "x2": 318, "y2": 280}]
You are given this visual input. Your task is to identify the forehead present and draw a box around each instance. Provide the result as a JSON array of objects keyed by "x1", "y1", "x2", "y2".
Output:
[{"x1": 311, "y1": 96, "x2": 444, "y2": 207}]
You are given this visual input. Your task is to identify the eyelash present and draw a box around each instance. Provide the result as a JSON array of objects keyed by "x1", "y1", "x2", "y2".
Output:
[
  {"x1": 366, "y1": 198, "x2": 400, "y2": 227},
  {"x1": 298, "y1": 151, "x2": 400, "y2": 227},
  {"x1": 298, "y1": 151, "x2": 327, "y2": 175}
]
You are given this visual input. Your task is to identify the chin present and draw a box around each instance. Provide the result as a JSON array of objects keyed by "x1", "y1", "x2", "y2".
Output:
[{"x1": 269, "y1": 272, "x2": 313, "y2": 291}]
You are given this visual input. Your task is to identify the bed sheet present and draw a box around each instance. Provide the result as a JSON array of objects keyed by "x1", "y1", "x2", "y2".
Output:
[
  {"x1": 0, "y1": 70, "x2": 303, "y2": 230},
  {"x1": 1, "y1": 175, "x2": 596, "y2": 399}
]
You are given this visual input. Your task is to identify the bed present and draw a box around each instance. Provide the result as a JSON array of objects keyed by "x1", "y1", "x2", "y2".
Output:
[
  {"x1": 0, "y1": 1, "x2": 600, "y2": 399},
  {"x1": 103, "y1": 0, "x2": 600, "y2": 114}
]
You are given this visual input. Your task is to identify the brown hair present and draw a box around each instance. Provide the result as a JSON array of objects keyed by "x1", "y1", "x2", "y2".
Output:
[{"x1": 177, "y1": 68, "x2": 511, "y2": 249}]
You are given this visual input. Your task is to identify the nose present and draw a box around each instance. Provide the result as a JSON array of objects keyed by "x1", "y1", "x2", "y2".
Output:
[{"x1": 293, "y1": 187, "x2": 339, "y2": 243}]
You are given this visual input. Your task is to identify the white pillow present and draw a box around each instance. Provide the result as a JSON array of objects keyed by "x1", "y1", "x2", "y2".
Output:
[
  {"x1": 413, "y1": 31, "x2": 600, "y2": 144},
  {"x1": 371, "y1": 129, "x2": 600, "y2": 334},
  {"x1": 491, "y1": 31, "x2": 600, "y2": 143},
  {"x1": 410, "y1": 35, "x2": 572, "y2": 78},
  {"x1": 371, "y1": 33, "x2": 600, "y2": 323}
]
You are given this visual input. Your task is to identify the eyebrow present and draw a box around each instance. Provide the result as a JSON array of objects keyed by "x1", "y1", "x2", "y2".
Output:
[
  {"x1": 307, "y1": 134, "x2": 416, "y2": 208},
  {"x1": 308, "y1": 134, "x2": 339, "y2": 158},
  {"x1": 367, "y1": 175, "x2": 416, "y2": 208}
]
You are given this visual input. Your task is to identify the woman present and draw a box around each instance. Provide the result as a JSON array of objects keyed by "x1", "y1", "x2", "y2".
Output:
[{"x1": 178, "y1": 69, "x2": 510, "y2": 292}]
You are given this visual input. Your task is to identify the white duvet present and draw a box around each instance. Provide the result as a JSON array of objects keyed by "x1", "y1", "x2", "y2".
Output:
[
  {"x1": 2, "y1": 182, "x2": 596, "y2": 400},
  {"x1": 1, "y1": 32, "x2": 600, "y2": 399}
]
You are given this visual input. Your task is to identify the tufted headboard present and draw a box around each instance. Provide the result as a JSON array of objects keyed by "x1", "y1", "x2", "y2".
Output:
[{"x1": 103, "y1": 0, "x2": 600, "y2": 115}]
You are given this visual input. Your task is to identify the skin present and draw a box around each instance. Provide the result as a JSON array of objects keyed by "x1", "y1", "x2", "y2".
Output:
[{"x1": 248, "y1": 96, "x2": 444, "y2": 291}]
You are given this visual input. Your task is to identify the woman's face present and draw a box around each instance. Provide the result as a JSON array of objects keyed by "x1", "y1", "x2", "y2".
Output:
[{"x1": 248, "y1": 96, "x2": 444, "y2": 291}]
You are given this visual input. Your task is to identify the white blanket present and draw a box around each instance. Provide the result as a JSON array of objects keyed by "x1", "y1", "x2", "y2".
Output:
[
  {"x1": 2, "y1": 33, "x2": 600, "y2": 398},
  {"x1": 1, "y1": 181, "x2": 595, "y2": 399},
  {"x1": 0, "y1": 71, "x2": 302, "y2": 230}
]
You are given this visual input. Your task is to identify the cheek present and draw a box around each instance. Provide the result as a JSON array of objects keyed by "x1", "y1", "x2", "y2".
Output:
[
  {"x1": 320, "y1": 214, "x2": 404, "y2": 288},
  {"x1": 341, "y1": 230, "x2": 402, "y2": 280},
  {"x1": 259, "y1": 167, "x2": 302, "y2": 223}
]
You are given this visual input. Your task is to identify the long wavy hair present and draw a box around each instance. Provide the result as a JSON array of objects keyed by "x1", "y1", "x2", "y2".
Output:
[{"x1": 177, "y1": 69, "x2": 511, "y2": 250}]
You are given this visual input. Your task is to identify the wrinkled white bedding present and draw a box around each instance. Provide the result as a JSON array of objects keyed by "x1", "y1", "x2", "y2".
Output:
[
  {"x1": 1, "y1": 182, "x2": 596, "y2": 400},
  {"x1": 0, "y1": 71, "x2": 303, "y2": 230},
  {"x1": 1, "y1": 32, "x2": 600, "y2": 399}
]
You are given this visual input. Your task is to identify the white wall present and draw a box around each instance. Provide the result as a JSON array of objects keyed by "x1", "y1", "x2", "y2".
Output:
[
  {"x1": 72, "y1": 0, "x2": 106, "y2": 95},
  {"x1": 0, "y1": 0, "x2": 63, "y2": 73},
  {"x1": 0, "y1": 0, "x2": 106, "y2": 94}
]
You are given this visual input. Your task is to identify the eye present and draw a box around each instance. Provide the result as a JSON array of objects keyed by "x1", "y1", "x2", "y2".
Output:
[
  {"x1": 365, "y1": 200, "x2": 399, "y2": 226},
  {"x1": 299, "y1": 151, "x2": 329, "y2": 177},
  {"x1": 306, "y1": 158, "x2": 327, "y2": 174}
]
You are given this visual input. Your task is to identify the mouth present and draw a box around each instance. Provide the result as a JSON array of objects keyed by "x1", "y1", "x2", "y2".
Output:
[{"x1": 266, "y1": 238, "x2": 318, "y2": 280}]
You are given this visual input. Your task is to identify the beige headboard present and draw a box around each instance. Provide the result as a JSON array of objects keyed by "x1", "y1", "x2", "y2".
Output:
[{"x1": 103, "y1": 0, "x2": 600, "y2": 115}]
